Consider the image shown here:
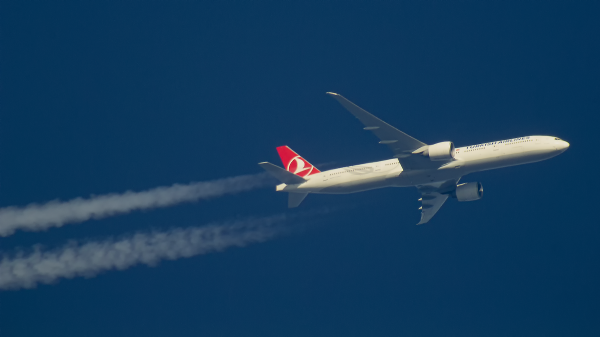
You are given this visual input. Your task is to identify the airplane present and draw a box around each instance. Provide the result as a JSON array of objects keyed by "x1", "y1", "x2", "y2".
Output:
[{"x1": 259, "y1": 92, "x2": 570, "y2": 224}]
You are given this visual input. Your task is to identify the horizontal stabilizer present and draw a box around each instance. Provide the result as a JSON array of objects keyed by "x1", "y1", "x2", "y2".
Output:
[
  {"x1": 288, "y1": 192, "x2": 308, "y2": 208},
  {"x1": 258, "y1": 162, "x2": 307, "y2": 184}
]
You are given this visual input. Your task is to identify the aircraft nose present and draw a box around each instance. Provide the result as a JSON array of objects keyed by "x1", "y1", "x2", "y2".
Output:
[{"x1": 556, "y1": 140, "x2": 570, "y2": 152}]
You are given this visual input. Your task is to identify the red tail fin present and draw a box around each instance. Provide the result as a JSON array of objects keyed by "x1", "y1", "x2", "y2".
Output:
[{"x1": 276, "y1": 146, "x2": 320, "y2": 177}]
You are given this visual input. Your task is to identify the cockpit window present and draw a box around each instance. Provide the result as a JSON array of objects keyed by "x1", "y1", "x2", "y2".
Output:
[{"x1": 554, "y1": 138, "x2": 561, "y2": 140}]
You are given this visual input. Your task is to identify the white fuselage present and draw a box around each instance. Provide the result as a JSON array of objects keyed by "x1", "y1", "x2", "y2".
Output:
[{"x1": 277, "y1": 136, "x2": 569, "y2": 194}]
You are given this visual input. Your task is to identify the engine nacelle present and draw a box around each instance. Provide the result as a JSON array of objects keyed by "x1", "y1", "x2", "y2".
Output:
[
  {"x1": 454, "y1": 182, "x2": 483, "y2": 202},
  {"x1": 427, "y1": 141, "x2": 455, "y2": 161}
]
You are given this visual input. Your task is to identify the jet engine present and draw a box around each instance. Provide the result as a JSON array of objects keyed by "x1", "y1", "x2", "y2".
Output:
[
  {"x1": 427, "y1": 141, "x2": 455, "y2": 161},
  {"x1": 454, "y1": 182, "x2": 483, "y2": 201}
]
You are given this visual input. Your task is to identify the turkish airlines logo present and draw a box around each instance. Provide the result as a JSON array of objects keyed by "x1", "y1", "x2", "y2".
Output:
[{"x1": 286, "y1": 156, "x2": 315, "y2": 177}]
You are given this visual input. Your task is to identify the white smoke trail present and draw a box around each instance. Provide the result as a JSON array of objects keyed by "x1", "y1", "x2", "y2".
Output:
[
  {"x1": 0, "y1": 173, "x2": 271, "y2": 237},
  {"x1": 0, "y1": 214, "x2": 288, "y2": 290}
]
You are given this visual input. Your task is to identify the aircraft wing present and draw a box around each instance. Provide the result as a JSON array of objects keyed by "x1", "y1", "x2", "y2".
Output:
[
  {"x1": 416, "y1": 178, "x2": 460, "y2": 225},
  {"x1": 327, "y1": 93, "x2": 443, "y2": 170},
  {"x1": 327, "y1": 92, "x2": 426, "y2": 154}
]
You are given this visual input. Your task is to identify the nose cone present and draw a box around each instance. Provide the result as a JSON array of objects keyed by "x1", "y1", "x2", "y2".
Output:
[{"x1": 556, "y1": 140, "x2": 570, "y2": 152}]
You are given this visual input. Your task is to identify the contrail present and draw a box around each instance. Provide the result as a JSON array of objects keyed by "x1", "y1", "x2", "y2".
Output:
[
  {"x1": 0, "y1": 173, "x2": 271, "y2": 237},
  {"x1": 0, "y1": 214, "x2": 289, "y2": 290}
]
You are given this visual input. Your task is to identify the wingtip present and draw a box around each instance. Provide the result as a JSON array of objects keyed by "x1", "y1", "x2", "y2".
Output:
[{"x1": 326, "y1": 92, "x2": 339, "y2": 96}]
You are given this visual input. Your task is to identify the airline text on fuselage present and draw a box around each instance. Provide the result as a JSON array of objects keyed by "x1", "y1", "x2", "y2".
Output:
[{"x1": 465, "y1": 137, "x2": 531, "y2": 150}]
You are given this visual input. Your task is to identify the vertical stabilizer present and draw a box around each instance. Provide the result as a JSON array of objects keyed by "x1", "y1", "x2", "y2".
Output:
[
  {"x1": 276, "y1": 146, "x2": 320, "y2": 177},
  {"x1": 288, "y1": 193, "x2": 308, "y2": 208}
]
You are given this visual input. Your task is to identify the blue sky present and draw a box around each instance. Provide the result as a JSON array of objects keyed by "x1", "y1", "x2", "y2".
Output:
[{"x1": 1, "y1": 1, "x2": 598, "y2": 336}]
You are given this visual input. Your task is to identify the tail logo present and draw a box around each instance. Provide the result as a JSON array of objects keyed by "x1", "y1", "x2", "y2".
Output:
[
  {"x1": 286, "y1": 156, "x2": 315, "y2": 177},
  {"x1": 276, "y1": 146, "x2": 321, "y2": 177}
]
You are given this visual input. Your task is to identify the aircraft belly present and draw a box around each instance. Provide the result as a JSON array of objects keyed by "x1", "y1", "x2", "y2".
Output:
[
  {"x1": 315, "y1": 176, "x2": 391, "y2": 194},
  {"x1": 390, "y1": 169, "x2": 462, "y2": 187},
  {"x1": 463, "y1": 148, "x2": 558, "y2": 172}
]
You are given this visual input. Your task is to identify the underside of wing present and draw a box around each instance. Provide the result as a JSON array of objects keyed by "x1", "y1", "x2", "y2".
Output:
[
  {"x1": 416, "y1": 178, "x2": 460, "y2": 225},
  {"x1": 417, "y1": 193, "x2": 448, "y2": 225},
  {"x1": 327, "y1": 93, "x2": 443, "y2": 170}
]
